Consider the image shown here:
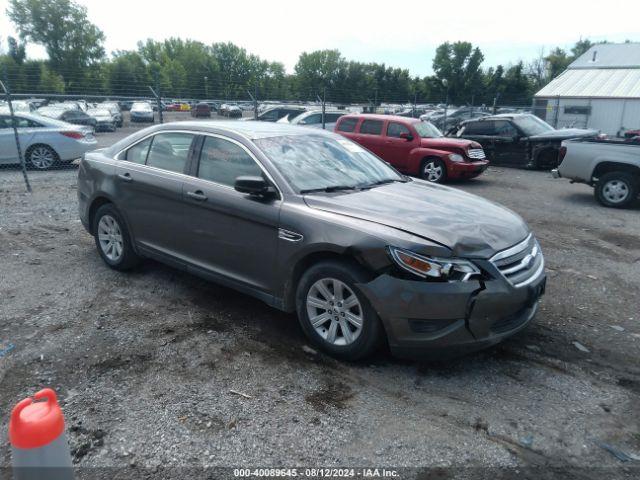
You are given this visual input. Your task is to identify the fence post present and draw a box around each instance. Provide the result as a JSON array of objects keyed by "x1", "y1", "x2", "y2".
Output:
[
  {"x1": 156, "y1": 74, "x2": 163, "y2": 124},
  {"x1": 492, "y1": 93, "x2": 500, "y2": 115},
  {"x1": 0, "y1": 73, "x2": 31, "y2": 193},
  {"x1": 254, "y1": 84, "x2": 258, "y2": 120},
  {"x1": 322, "y1": 87, "x2": 326, "y2": 130},
  {"x1": 554, "y1": 95, "x2": 560, "y2": 128}
]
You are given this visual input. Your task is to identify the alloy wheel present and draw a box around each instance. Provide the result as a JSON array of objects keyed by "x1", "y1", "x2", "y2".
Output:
[
  {"x1": 423, "y1": 161, "x2": 443, "y2": 182},
  {"x1": 602, "y1": 179, "x2": 629, "y2": 204},
  {"x1": 306, "y1": 278, "x2": 363, "y2": 346},
  {"x1": 29, "y1": 147, "x2": 56, "y2": 169},
  {"x1": 97, "y1": 215, "x2": 124, "y2": 262}
]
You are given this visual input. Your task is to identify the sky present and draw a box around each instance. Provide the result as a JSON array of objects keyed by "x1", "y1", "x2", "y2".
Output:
[{"x1": 0, "y1": 0, "x2": 638, "y2": 76}]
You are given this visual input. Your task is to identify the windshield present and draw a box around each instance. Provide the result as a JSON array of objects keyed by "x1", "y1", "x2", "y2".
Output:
[
  {"x1": 414, "y1": 121, "x2": 443, "y2": 138},
  {"x1": 513, "y1": 115, "x2": 554, "y2": 136},
  {"x1": 254, "y1": 134, "x2": 404, "y2": 193}
]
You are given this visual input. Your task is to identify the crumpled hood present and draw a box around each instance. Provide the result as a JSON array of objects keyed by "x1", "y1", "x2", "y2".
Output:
[
  {"x1": 304, "y1": 180, "x2": 529, "y2": 258},
  {"x1": 529, "y1": 128, "x2": 598, "y2": 140},
  {"x1": 421, "y1": 137, "x2": 481, "y2": 150}
]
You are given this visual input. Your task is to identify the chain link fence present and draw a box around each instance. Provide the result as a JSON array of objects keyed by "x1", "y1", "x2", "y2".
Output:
[{"x1": 1, "y1": 74, "x2": 541, "y2": 195}]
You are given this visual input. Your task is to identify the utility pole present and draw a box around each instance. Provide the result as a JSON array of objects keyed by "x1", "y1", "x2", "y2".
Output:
[{"x1": 0, "y1": 73, "x2": 31, "y2": 193}]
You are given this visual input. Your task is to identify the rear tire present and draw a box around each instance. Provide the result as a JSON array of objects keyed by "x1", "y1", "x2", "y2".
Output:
[
  {"x1": 93, "y1": 204, "x2": 141, "y2": 270},
  {"x1": 26, "y1": 144, "x2": 58, "y2": 170},
  {"x1": 420, "y1": 158, "x2": 447, "y2": 183},
  {"x1": 296, "y1": 260, "x2": 383, "y2": 361},
  {"x1": 594, "y1": 171, "x2": 638, "y2": 208}
]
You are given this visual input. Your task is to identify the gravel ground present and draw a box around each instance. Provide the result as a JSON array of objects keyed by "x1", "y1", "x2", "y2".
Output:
[{"x1": 0, "y1": 122, "x2": 639, "y2": 479}]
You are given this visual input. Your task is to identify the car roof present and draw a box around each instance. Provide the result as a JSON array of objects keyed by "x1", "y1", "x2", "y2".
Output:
[
  {"x1": 468, "y1": 113, "x2": 532, "y2": 122},
  {"x1": 340, "y1": 113, "x2": 419, "y2": 123}
]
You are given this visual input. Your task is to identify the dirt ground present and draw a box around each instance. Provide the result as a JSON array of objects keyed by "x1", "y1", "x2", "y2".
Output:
[{"x1": 1, "y1": 122, "x2": 639, "y2": 479}]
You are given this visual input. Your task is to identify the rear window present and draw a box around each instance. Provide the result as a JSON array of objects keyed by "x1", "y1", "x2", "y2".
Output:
[
  {"x1": 337, "y1": 117, "x2": 357, "y2": 132},
  {"x1": 360, "y1": 120, "x2": 383, "y2": 135}
]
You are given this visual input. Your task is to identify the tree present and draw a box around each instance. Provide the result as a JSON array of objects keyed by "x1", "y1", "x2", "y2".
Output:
[
  {"x1": 432, "y1": 41, "x2": 484, "y2": 104},
  {"x1": 294, "y1": 49, "x2": 345, "y2": 99},
  {"x1": 7, "y1": 0, "x2": 105, "y2": 86}
]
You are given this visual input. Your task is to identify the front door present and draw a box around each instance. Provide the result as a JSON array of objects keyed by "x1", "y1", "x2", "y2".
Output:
[
  {"x1": 181, "y1": 134, "x2": 281, "y2": 293},
  {"x1": 381, "y1": 121, "x2": 417, "y2": 171},
  {"x1": 114, "y1": 131, "x2": 196, "y2": 259},
  {"x1": 492, "y1": 120, "x2": 528, "y2": 166}
]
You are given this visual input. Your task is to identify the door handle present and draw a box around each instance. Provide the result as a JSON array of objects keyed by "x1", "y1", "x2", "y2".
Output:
[
  {"x1": 118, "y1": 172, "x2": 132, "y2": 182},
  {"x1": 187, "y1": 190, "x2": 208, "y2": 201}
]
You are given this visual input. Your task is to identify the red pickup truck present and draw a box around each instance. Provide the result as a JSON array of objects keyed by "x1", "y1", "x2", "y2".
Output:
[{"x1": 334, "y1": 114, "x2": 488, "y2": 183}]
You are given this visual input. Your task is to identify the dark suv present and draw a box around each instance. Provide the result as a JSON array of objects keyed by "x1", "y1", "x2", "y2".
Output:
[
  {"x1": 78, "y1": 121, "x2": 545, "y2": 360},
  {"x1": 451, "y1": 114, "x2": 598, "y2": 169}
]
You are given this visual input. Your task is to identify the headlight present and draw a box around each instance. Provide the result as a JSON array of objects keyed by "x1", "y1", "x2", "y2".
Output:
[
  {"x1": 388, "y1": 247, "x2": 480, "y2": 281},
  {"x1": 448, "y1": 153, "x2": 464, "y2": 162}
]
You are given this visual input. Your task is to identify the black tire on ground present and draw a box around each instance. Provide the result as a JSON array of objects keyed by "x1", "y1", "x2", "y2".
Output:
[
  {"x1": 420, "y1": 157, "x2": 447, "y2": 183},
  {"x1": 26, "y1": 144, "x2": 59, "y2": 170},
  {"x1": 92, "y1": 203, "x2": 141, "y2": 271},
  {"x1": 594, "y1": 171, "x2": 639, "y2": 208},
  {"x1": 296, "y1": 260, "x2": 384, "y2": 361}
]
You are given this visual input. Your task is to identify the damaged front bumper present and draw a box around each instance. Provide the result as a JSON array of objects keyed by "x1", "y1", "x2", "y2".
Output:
[{"x1": 357, "y1": 270, "x2": 546, "y2": 359}]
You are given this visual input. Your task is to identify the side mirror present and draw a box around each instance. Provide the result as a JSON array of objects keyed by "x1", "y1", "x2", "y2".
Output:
[
  {"x1": 399, "y1": 132, "x2": 414, "y2": 141},
  {"x1": 234, "y1": 176, "x2": 276, "y2": 197}
]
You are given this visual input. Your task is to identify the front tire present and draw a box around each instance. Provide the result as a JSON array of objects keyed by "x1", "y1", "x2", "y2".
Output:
[
  {"x1": 595, "y1": 171, "x2": 638, "y2": 208},
  {"x1": 420, "y1": 158, "x2": 447, "y2": 183},
  {"x1": 93, "y1": 204, "x2": 141, "y2": 270},
  {"x1": 296, "y1": 260, "x2": 383, "y2": 360}
]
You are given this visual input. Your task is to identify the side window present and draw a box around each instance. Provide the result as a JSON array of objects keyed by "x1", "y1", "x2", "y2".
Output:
[
  {"x1": 0, "y1": 116, "x2": 11, "y2": 129},
  {"x1": 337, "y1": 118, "x2": 357, "y2": 132},
  {"x1": 360, "y1": 120, "x2": 383, "y2": 135},
  {"x1": 463, "y1": 121, "x2": 495, "y2": 136},
  {"x1": 146, "y1": 133, "x2": 195, "y2": 173},
  {"x1": 124, "y1": 137, "x2": 153, "y2": 164},
  {"x1": 387, "y1": 122, "x2": 411, "y2": 138},
  {"x1": 197, "y1": 136, "x2": 263, "y2": 187},
  {"x1": 300, "y1": 114, "x2": 322, "y2": 125},
  {"x1": 494, "y1": 120, "x2": 518, "y2": 136},
  {"x1": 260, "y1": 109, "x2": 279, "y2": 121},
  {"x1": 326, "y1": 113, "x2": 344, "y2": 122}
]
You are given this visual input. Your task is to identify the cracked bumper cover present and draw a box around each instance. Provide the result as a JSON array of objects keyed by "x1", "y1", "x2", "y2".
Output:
[{"x1": 357, "y1": 271, "x2": 546, "y2": 358}]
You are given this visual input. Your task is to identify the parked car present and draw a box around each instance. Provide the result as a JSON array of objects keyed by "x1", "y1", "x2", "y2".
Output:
[
  {"x1": 278, "y1": 110, "x2": 345, "y2": 130},
  {"x1": 255, "y1": 106, "x2": 307, "y2": 122},
  {"x1": 38, "y1": 107, "x2": 97, "y2": 130},
  {"x1": 0, "y1": 112, "x2": 96, "y2": 169},
  {"x1": 87, "y1": 108, "x2": 117, "y2": 132},
  {"x1": 335, "y1": 114, "x2": 488, "y2": 183},
  {"x1": 191, "y1": 102, "x2": 212, "y2": 118},
  {"x1": 451, "y1": 114, "x2": 598, "y2": 169},
  {"x1": 553, "y1": 138, "x2": 640, "y2": 208},
  {"x1": 119, "y1": 100, "x2": 134, "y2": 111},
  {"x1": 78, "y1": 122, "x2": 545, "y2": 360},
  {"x1": 220, "y1": 103, "x2": 242, "y2": 118},
  {"x1": 130, "y1": 102, "x2": 155, "y2": 123},
  {"x1": 98, "y1": 102, "x2": 124, "y2": 127}
]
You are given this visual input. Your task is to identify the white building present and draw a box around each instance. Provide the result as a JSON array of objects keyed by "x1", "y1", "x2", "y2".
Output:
[{"x1": 534, "y1": 43, "x2": 640, "y2": 136}]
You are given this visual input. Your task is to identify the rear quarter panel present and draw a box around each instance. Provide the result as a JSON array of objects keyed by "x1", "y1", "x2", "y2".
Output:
[{"x1": 77, "y1": 151, "x2": 117, "y2": 231}]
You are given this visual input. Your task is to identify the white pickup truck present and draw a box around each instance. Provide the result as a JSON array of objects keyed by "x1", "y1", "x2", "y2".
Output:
[{"x1": 553, "y1": 138, "x2": 640, "y2": 208}]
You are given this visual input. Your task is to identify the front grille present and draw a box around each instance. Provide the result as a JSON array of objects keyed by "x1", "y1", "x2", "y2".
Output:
[
  {"x1": 490, "y1": 234, "x2": 544, "y2": 288},
  {"x1": 468, "y1": 148, "x2": 486, "y2": 160}
]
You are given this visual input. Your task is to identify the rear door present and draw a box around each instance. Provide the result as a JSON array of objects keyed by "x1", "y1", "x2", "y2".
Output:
[
  {"x1": 114, "y1": 131, "x2": 197, "y2": 259},
  {"x1": 356, "y1": 119, "x2": 386, "y2": 157},
  {"x1": 381, "y1": 121, "x2": 418, "y2": 171},
  {"x1": 458, "y1": 120, "x2": 498, "y2": 163},
  {"x1": 181, "y1": 134, "x2": 281, "y2": 293}
]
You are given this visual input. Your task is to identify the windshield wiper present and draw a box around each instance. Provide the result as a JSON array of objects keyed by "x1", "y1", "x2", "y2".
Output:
[
  {"x1": 360, "y1": 177, "x2": 409, "y2": 189},
  {"x1": 299, "y1": 185, "x2": 360, "y2": 194}
]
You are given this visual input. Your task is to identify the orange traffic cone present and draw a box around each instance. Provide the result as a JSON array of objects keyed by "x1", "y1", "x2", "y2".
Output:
[{"x1": 9, "y1": 388, "x2": 74, "y2": 480}]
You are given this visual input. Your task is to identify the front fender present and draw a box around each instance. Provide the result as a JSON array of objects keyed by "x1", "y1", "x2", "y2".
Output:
[{"x1": 407, "y1": 148, "x2": 453, "y2": 175}]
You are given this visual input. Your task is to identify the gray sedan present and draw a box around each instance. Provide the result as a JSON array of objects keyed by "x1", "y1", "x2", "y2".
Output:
[
  {"x1": 0, "y1": 112, "x2": 97, "y2": 169},
  {"x1": 78, "y1": 121, "x2": 545, "y2": 360}
]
